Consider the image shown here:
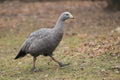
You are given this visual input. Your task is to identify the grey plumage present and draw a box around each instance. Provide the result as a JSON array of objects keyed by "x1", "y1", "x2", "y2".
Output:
[{"x1": 15, "y1": 12, "x2": 74, "y2": 71}]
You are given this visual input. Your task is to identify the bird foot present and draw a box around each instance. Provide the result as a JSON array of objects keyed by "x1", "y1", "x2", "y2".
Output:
[
  {"x1": 31, "y1": 68, "x2": 40, "y2": 72},
  {"x1": 59, "y1": 62, "x2": 70, "y2": 67}
]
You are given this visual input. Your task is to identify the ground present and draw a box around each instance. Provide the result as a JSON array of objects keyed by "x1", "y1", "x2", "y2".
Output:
[{"x1": 0, "y1": 1, "x2": 120, "y2": 80}]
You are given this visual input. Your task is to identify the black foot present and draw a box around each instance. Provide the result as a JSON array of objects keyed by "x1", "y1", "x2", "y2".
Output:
[
  {"x1": 59, "y1": 62, "x2": 70, "y2": 67},
  {"x1": 31, "y1": 68, "x2": 40, "y2": 72}
]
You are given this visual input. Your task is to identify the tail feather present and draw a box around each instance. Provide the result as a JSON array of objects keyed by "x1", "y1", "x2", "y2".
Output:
[{"x1": 15, "y1": 50, "x2": 26, "y2": 59}]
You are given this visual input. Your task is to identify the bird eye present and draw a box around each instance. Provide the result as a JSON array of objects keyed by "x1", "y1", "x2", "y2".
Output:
[{"x1": 66, "y1": 14, "x2": 69, "y2": 16}]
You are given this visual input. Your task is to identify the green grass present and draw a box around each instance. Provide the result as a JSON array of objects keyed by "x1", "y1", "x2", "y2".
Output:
[{"x1": 0, "y1": 33, "x2": 119, "y2": 80}]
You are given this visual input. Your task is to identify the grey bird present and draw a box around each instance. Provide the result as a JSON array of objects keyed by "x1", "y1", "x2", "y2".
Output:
[{"x1": 15, "y1": 12, "x2": 74, "y2": 71}]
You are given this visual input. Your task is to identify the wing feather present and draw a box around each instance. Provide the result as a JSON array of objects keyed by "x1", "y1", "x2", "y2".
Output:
[{"x1": 21, "y1": 28, "x2": 51, "y2": 52}]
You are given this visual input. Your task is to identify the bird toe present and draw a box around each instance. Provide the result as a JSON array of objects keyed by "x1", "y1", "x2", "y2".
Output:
[
  {"x1": 59, "y1": 62, "x2": 70, "y2": 67},
  {"x1": 31, "y1": 68, "x2": 41, "y2": 72}
]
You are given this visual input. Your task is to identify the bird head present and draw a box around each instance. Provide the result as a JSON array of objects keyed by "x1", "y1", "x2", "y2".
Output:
[{"x1": 60, "y1": 12, "x2": 74, "y2": 21}]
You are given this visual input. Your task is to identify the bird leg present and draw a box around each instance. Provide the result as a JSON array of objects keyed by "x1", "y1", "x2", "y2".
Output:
[
  {"x1": 31, "y1": 56, "x2": 37, "y2": 71},
  {"x1": 49, "y1": 55, "x2": 70, "y2": 67},
  {"x1": 31, "y1": 57, "x2": 41, "y2": 72}
]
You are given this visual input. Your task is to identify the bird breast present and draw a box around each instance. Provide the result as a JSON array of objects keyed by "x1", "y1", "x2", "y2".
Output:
[{"x1": 47, "y1": 31, "x2": 63, "y2": 51}]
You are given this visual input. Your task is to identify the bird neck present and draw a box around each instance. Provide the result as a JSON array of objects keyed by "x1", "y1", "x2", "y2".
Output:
[{"x1": 54, "y1": 18, "x2": 64, "y2": 32}]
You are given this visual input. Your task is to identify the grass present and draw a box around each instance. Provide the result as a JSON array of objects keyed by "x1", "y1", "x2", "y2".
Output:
[{"x1": 0, "y1": 32, "x2": 119, "y2": 80}]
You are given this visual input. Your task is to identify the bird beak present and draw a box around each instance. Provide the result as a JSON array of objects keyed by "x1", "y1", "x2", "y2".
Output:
[{"x1": 69, "y1": 14, "x2": 74, "y2": 19}]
